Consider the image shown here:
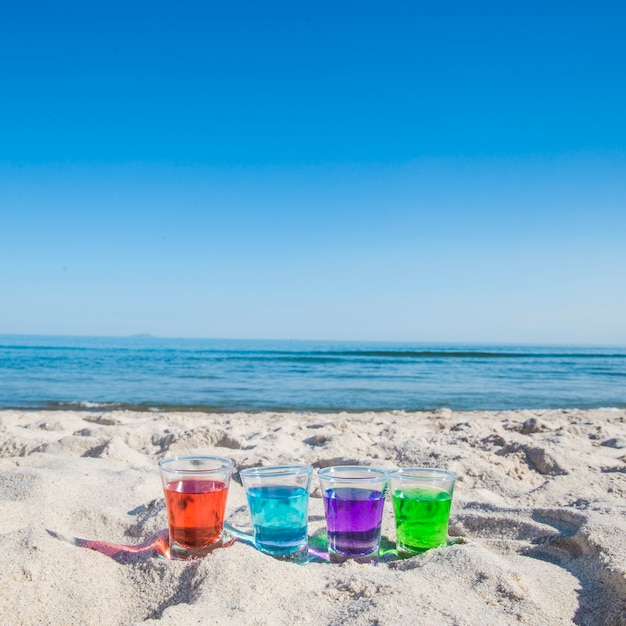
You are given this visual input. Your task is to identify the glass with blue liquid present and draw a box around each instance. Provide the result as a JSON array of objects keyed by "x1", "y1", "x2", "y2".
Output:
[{"x1": 240, "y1": 465, "x2": 313, "y2": 556}]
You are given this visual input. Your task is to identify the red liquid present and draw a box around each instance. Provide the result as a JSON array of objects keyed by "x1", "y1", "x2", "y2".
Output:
[{"x1": 164, "y1": 479, "x2": 228, "y2": 548}]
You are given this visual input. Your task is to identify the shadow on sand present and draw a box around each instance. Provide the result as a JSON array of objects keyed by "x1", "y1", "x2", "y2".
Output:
[{"x1": 48, "y1": 524, "x2": 459, "y2": 565}]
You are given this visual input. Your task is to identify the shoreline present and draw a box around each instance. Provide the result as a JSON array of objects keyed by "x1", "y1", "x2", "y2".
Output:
[
  {"x1": 1, "y1": 408, "x2": 625, "y2": 624},
  {"x1": 3, "y1": 403, "x2": 626, "y2": 414}
]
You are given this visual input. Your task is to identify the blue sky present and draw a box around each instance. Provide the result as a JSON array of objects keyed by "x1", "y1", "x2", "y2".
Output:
[{"x1": 1, "y1": 1, "x2": 625, "y2": 344}]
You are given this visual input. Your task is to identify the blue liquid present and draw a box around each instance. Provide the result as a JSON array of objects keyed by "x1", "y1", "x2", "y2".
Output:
[{"x1": 246, "y1": 485, "x2": 309, "y2": 555}]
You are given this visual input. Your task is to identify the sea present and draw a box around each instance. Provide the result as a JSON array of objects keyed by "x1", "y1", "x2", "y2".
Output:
[{"x1": 0, "y1": 335, "x2": 624, "y2": 413}]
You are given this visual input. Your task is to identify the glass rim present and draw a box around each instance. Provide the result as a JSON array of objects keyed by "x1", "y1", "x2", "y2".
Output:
[
  {"x1": 239, "y1": 464, "x2": 313, "y2": 478},
  {"x1": 388, "y1": 467, "x2": 457, "y2": 482},
  {"x1": 317, "y1": 465, "x2": 388, "y2": 481},
  {"x1": 158, "y1": 455, "x2": 235, "y2": 474}
]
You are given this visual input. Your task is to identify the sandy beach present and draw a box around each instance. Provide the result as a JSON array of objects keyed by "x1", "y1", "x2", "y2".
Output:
[{"x1": 0, "y1": 408, "x2": 624, "y2": 625}]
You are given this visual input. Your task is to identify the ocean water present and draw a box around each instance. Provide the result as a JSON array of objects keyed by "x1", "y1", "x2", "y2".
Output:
[{"x1": 0, "y1": 335, "x2": 624, "y2": 412}]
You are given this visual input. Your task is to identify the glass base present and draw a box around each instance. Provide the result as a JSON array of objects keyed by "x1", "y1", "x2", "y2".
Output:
[
  {"x1": 168, "y1": 531, "x2": 232, "y2": 560},
  {"x1": 256, "y1": 540, "x2": 308, "y2": 557},
  {"x1": 328, "y1": 548, "x2": 380, "y2": 563},
  {"x1": 396, "y1": 540, "x2": 447, "y2": 556},
  {"x1": 169, "y1": 542, "x2": 214, "y2": 560}
]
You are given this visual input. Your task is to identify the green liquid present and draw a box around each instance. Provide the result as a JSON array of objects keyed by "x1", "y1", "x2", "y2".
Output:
[{"x1": 392, "y1": 486, "x2": 452, "y2": 552}]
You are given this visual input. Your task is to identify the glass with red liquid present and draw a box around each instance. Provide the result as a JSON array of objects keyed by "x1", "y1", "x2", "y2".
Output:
[
  {"x1": 158, "y1": 455, "x2": 235, "y2": 560},
  {"x1": 318, "y1": 466, "x2": 388, "y2": 559}
]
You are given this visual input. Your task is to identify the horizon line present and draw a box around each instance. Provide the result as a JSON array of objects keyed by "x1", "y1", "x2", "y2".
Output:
[{"x1": 0, "y1": 332, "x2": 625, "y2": 349}]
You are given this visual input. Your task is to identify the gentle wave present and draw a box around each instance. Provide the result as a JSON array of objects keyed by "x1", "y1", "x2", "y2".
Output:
[{"x1": 12, "y1": 399, "x2": 626, "y2": 414}]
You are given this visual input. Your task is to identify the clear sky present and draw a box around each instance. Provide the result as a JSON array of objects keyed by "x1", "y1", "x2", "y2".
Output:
[{"x1": 1, "y1": 0, "x2": 625, "y2": 344}]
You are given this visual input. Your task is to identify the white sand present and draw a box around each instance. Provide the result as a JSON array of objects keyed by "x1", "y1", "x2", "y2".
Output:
[{"x1": 0, "y1": 408, "x2": 625, "y2": 625}]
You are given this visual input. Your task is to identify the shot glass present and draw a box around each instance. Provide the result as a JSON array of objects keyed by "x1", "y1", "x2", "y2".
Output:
[
  {"x1": 318, "y1": 466, "x2": 388, "y2": 559},
  {"x1": 158, "y1": 455, "x2": 235, "y2": 560},
  {"x1": 240, "y1": 465, "x2": 313, "y2": 556},
  {"x1": 389, "y1": 468, "x2": 456, "y2": 554}
]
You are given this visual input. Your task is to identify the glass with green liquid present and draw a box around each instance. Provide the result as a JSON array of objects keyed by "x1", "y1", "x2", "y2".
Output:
[{"x1": 389, "y1": 468, "x2": 456, "y2": 554}]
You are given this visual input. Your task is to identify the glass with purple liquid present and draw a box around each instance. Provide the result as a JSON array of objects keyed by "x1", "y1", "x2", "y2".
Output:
[{"x1": 318, "y1": 466, "x2": 388, "y2": 559}]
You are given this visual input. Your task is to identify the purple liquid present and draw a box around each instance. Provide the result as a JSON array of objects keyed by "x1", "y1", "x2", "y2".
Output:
[{"x1": 323, "y1": 487, "x2": 386, "y2": 556}]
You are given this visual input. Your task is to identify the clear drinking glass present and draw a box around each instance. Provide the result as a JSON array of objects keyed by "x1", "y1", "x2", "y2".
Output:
[
  {"x1": 240, "y1": 465, "x2": 313, "y2": 556},
  {"x1": 318, "y1": 466, "x2": 388, "y2": 558},
  {"x1": 158, "y1": 455, "x2": 235, "y2": 560},
  {"x1": 389, "y1": 468, "x2": 456, "y2": 553}
]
